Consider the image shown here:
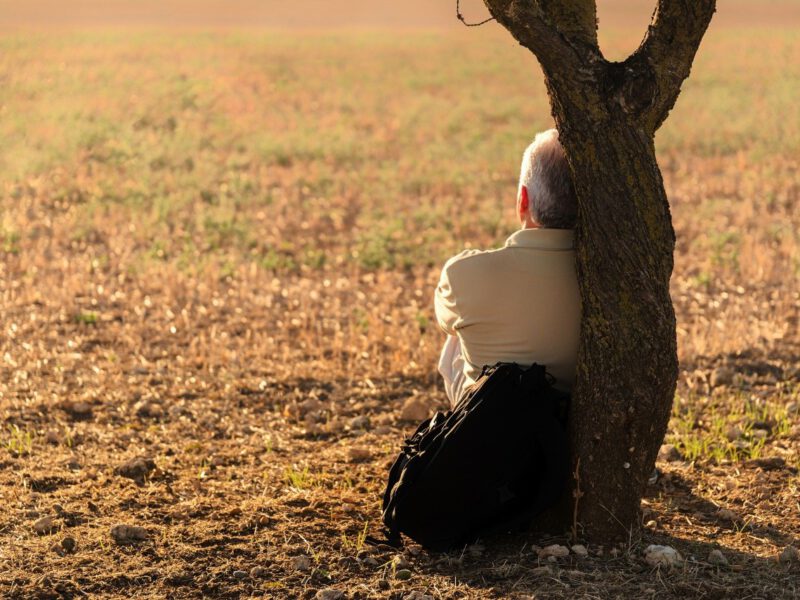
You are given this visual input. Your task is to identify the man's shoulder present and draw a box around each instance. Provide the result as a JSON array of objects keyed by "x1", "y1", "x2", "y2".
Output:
[{"x1": 442, "y1": 245, "x2": 509, "y2": 279}]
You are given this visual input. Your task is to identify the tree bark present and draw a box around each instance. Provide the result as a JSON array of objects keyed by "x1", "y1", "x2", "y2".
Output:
[{"x1": 481, "y1": 0, "x2": 716, "y2": 541}]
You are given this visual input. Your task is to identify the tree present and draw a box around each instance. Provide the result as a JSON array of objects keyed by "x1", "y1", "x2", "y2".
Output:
[{"x1": 479, "y1": 0, "x2": 716, "y2": 541}]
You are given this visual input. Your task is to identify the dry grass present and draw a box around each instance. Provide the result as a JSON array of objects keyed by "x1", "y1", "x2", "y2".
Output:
[{"x1": 0, "y1": 25, "x2": 799, "y2": 599}]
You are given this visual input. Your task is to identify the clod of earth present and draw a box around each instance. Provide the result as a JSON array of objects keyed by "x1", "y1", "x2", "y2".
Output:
[
  {"x1": 538, "y1": 544, "x2": 570, "y2": 559},
  {"x1": 249, "y1": 566, "x2": 266, "y2": 578},
  {"x1": 33, "y1": 516, "x2": 57, "y2": 535},
  {"x1": 347, "y1": 447, "x2": 370, "y2": 462},
  {"x1": 716, "y1": 508, "x2": 740, "y2": 523},
  {"x1": 747, "y1": 456, "x2": 786, "y2": 470},
  {"x1": 644, "y1": 544, "x2": 683, "y2": 568},
  {"x1": 779, "y1": 546, "x2": 799, "y2": 564},
  {"x1": 710, "y1": 366, "x2": 735, "y2": 387},
  {"x1": 399, "y1": 397, "x2": 429, "y2": 421},
  {"x1": 50, "y1": 536, "x2": 76, "y2": 557},
  {"x1": 657, "y1": 443, "x2": 683, "y2": 462},
  {"x1": 348, "y1": 415, "x2": 371, "y2": 430},
  {"x1": 467, "y1": 542, "x2": 485, "y2": 558},
  {"x1": 110, "y1": 524, "x2": 148, "y2": 544},
  {"x1": 292, "y1": 555, "x2": 312, "y2": 572},
  {"x1": 708, "y1": 549, "x2": 728, "y2": 566},
  {"x1": 115, "y1": 456, "x2": 156, "y2": 485}
]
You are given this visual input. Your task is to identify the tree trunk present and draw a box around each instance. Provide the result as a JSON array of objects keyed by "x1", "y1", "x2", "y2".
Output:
[{"x1": 481, "y1": 0, "x2": 716, "y2": 541}]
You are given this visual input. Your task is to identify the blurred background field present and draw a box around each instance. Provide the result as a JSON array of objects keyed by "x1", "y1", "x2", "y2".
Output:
[{"x1": 1, "y1": 1, "x2": 799, "y2": 598}]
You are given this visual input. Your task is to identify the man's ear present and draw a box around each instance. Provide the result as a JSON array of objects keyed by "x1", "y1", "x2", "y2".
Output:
[{"x1": 518, "y1": 186, "x2": 529, "y2": 218}]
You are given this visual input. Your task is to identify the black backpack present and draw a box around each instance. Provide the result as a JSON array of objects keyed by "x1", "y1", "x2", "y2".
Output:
[{"x1": 381, "y1": 362, "x2": 570, "y2": 551}]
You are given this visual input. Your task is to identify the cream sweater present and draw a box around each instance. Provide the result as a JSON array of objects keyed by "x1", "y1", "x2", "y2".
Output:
[{"x1": 434, "y1": 228, "x2": 581, "y2": 392}]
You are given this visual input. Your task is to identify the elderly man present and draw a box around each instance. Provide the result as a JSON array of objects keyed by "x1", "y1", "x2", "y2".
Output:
[{"x1": 435, "y1": 129, "x2": 581, "y2": 405}]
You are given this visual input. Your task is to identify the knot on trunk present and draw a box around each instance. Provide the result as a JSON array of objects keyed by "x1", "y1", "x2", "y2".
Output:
[{"x1": 602, "y1": 56, "x2": 657, "y2": 118}]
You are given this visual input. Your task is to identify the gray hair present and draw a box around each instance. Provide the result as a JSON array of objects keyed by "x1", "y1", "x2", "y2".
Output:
[{"x1": 518, "y1": 129, "x2": 577, "y2": 229}]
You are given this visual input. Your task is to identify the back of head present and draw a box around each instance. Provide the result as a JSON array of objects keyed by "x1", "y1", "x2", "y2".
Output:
[{"x1": 519, "y1": 129, "x2": 577, "y2": 229}]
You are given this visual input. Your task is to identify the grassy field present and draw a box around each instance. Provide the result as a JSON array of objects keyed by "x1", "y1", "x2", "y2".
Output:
[{"x1": 1, "y1": 22, "x2": 799, "y2": 600}]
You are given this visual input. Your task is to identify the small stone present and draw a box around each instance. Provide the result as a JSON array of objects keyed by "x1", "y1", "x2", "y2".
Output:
[
  {"x1": 725, "y1": 426, "x2": 743, "y2": 441},
  {"x1": 392, "y1": 555, "x2": 411, "y2": 570},
  {"x1": 115, "y1": 457, "x2": 156, "y2": 485},
  {"x1": 44, "y1": 431, "x2": 61, "y2": 445},
  {"x1": 399, "y1": 397, "x2": 429, "y2": 422},
  {"x1": 250, "y1": 566, "x2": 266, "y2": 578},
  {"x1": 337, "y1": 556, "x2": 358, "y2": 569},
  {"x1": 538, "y1": 544, "x2": 569, "y2": 559},
  {"x1": 708, "y1": 549, "x2": 728, "y2": 566},
  {"x1": 374, "y1": 425, "x2": 392, "y2": 435},
  {"x1": 348, "y1": 415, "x2": 371, "y2": 430},
  {"x1": 403, "y1": 592, "x2": 434, "y2": 600},
  {"x1": 347, "y1": 447, "x2": 370, "y2": 462},
  {"x1": 645, "y1": 519, "x2": 658, "y2": 529},
  {"x1": 751, "y1": 428, "x2": 768, "y2": 440},
  {"x1": 110, "y1": 524, "x2": 148, "y2": 544},
  {"x1": 34, "y1": 516, "x2": 57, "y2": 535},
  {"x1": 292, "y1": 555, "x2": 312, "y2": 572},
  {"x1": 779, "y1": 546, "x2": 800, "y2": 564},
  {"x1": 531, "y1": 566, "x2": 552, "y2": 576},
  {"x1": 134, "y1": 401, "x2": 163, "y2": 419},
  {"x1": 315, "y1": 589, "x2": 345, "y2": 600},
  {"x1": 65, "y1": 401, "x2": 93, "y2": 420},
  {"x1": 710, "y1": 367, "x2": 734, "y2": 388},
  {"x1": 394, "y1": 568, "x2": 412, "y2": 580},
  {"x1": 658, "y1": 444, "x2": 682, "y2": 462},
  {"x1": 232, "y1": 570, "x2": 247, "y2": 580},
  {"x1": 571, "y1": 544, "x2": 588, "y2": 557},
  {"x1": 377, "y1": 579, "x2": 390, "y2": 590},
  {"x1": 361, "y1": 556, "x2": 379, "y2": 567},
  {"x1": 786, "y1": 401, "x2": 798, "y2": 415},
  {"x1": 644, "y1": 544, "x2": 682, "y2": 568}
]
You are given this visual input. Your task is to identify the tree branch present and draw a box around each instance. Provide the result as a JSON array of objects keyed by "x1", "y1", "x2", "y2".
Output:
[
  {"x1": 633, "y1": 0, "x2": 716, "y2": 132},
  {"x1": 481, "y1": 0, "x2": 600, "y2": 78}
]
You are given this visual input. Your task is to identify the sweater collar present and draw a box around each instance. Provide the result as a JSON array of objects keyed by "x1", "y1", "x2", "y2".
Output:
[{"x1": 505, "y1": 227, "x2": 575, "y2": 250}]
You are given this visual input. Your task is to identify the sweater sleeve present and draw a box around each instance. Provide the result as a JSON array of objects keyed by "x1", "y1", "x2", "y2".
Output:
[
  {"x1": 434, "y1": 250, "x2": 478, "y2": 334},
  {"x1": 434, "y1": 263, "x2": 459, "y2": 335}
]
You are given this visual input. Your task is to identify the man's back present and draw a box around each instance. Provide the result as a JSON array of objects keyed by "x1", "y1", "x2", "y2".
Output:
[{"x1": 435, "y1": 228, "x2": 581, "y2": 396}]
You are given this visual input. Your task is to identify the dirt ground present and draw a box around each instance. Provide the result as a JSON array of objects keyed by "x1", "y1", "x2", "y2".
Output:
[{"x1": 0, "y1": 316, "x2": 798, "y2": 598}]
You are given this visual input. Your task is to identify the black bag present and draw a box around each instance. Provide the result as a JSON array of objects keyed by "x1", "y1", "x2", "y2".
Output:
[{"x1": 381, "y1": 362, "x2": 570, "y2": 551}]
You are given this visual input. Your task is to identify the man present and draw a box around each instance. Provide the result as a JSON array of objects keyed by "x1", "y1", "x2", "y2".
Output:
[{"x1": 435, "y1": 129, "x2": 581, "y2": 406}]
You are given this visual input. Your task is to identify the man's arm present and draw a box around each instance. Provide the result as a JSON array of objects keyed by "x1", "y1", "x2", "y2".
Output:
[
  {"x1": 434, "y1": 249, "x2": 478, "y2": 334},
  {"x1": 434, "y1": 265, "x2": 460, "y2": 335}
]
